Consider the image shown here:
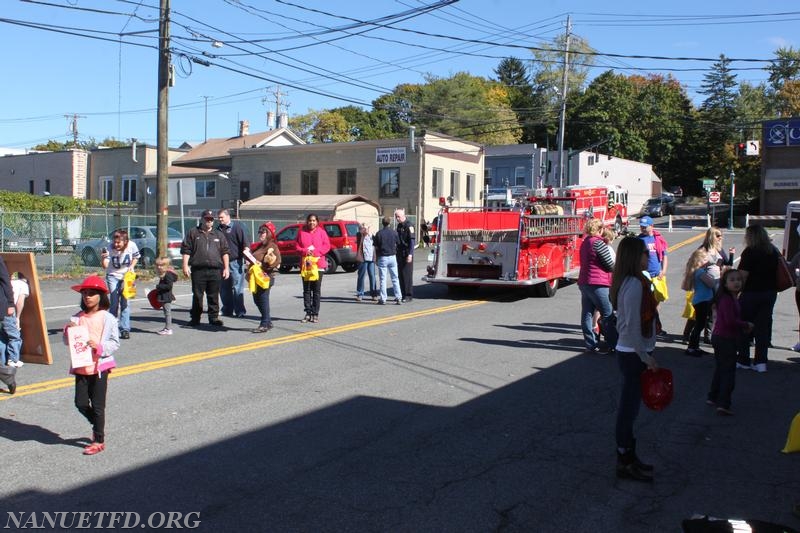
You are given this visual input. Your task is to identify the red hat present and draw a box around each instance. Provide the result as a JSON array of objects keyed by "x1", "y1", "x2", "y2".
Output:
[
  {"x1": 259, "y1": 221, "x2": 276, "y2": 238},
  {"x1": 71, "y1": 275, "x2": 109, "y2": 294}
]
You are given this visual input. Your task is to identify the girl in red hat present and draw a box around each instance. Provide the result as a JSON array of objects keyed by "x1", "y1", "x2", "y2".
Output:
[{"x1": 63, "y1": 275, "x2": 120, "y2": 455}]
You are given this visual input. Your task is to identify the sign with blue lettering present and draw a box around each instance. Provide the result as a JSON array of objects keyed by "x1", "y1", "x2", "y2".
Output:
[{"x1": 764, "y1": 119, "x2": 800, "y2": 147}]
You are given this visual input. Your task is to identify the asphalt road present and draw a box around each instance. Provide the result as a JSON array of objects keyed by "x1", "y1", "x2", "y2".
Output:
[{"x1": 2, "y1": 228, "x2": 799, "y2": 532}]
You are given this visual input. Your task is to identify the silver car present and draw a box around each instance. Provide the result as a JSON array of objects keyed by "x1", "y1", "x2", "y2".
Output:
[{"x1": 75, "y1": 226, "x2": 183, "y2": 267}]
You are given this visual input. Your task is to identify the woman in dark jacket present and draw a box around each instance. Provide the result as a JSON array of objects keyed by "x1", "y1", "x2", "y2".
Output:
[
  {"x1": 737, "y1": 224, "x2": 780, "y2": 372},
  {"x1": 247, "y1": 222, "x2": 281, "y2": 333}
]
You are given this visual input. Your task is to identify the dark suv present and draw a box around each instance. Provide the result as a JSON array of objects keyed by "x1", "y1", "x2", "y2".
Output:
[{"x1": 275, "y1": 220, "x2": 361, "y2": 274}]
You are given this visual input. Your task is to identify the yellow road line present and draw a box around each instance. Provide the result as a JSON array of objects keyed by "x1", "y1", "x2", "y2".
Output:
[
  {"x1": 2, "y1": 300, "x2": 486, "y2": 400},
  {"x1": 667, "y1": 231, "x2": 706, "y2": 252}
]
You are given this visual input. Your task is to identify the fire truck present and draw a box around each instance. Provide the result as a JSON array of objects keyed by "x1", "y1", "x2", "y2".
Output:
[{"x1": 422, "y1": 185, "x2": 628, "y2": 297}]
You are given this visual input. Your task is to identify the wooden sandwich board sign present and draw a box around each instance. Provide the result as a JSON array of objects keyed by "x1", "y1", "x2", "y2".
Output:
[{"x1": 0, "y1": 252, "x2": 53, "y2": 365}]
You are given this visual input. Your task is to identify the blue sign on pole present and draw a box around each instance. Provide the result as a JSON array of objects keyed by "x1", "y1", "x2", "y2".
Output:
[{"x1": 764, "y1": 119, "x2": 800, "y2": 147}]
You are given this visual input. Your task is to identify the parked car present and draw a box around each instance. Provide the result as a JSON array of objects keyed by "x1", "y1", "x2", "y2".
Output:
[
  {"x1": 0, "y1": 228, "x2": 46, "y2": 254},
  {"x1": 75, "y1": 226, "x2": 183, "y2": 267},
  {"x1": 641, "y1": 196, "x2": 676, "y2": 217},
  {"x1": 275, "y1": 220, "x2": 361, "y2": 274},
  {"x1": 668, "y1": 185, "x2": 684, "y2": 197}
]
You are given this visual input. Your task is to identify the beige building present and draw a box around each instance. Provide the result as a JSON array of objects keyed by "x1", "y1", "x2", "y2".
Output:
[
  {"x1": 0, "y1": 149, "x2": 89, "y2": 197},
  {"x1": 230, "y1": 131, "x2": 484, "y2": 226}
]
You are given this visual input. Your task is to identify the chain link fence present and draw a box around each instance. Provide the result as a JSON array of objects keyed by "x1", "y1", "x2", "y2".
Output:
[{"x1": 0, "y1": 210, "x2": 299, "y2": 276}]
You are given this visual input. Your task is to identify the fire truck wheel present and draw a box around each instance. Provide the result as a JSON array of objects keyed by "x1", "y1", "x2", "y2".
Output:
[{"x1": 535, "y1": 278, "x2": 559, "y2": 298}]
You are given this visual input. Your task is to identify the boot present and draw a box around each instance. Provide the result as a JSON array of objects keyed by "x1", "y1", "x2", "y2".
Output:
[
  {"x1": 631, "y1": 439, "x2": 653, "y2": 472},
  {"x1": 616, "y1": 449, "x2": 653, "y2": 482}
]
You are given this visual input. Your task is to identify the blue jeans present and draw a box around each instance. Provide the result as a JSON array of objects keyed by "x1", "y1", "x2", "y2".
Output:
[
  {"x1": 2, "y1": 314, "x2": 22, "y2": 364},
  {"x1": 356, "y1": 261, "x2": 376, "y2": 297},
  {"x1": 579, "y1": 284, "x2": 612, "y2": 350},
  {"x1": 221, "y1": 259, "x2": 246, "y2": 316},
  {"x1": 252, "y1": 279, "x2": 274, "y2": 327},
  {"x1": 377, "y1": 255, "x2": 402, "y2": 302},
  {"x1": 615, "y1": 350, "x2": 647, "y2": 450},
  {"x1": 106, "y1": 276, "x2": 130, "y2": 332}
]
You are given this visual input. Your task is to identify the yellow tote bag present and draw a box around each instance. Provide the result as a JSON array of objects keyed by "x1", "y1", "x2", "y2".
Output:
[
  {"x1": 122, "y1": 271, "x2": 137, "y2": 299},
  {"x1": 652, "y1": 276, "x2": 669, "y2": 303},
  {"x1": 248, "y1": 264, "x2": 271, "y2": 293},
  {"x1": 782, "y1": 412, "x2": 800, "y2": 453},
  {"x1": 681, "y1": 291, "x2": 695, "y2": 320}
]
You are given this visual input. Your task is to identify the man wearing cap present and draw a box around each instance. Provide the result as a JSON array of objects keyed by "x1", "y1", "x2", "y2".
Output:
[
  {"x1": 217, "y1": 208, "x2": 248, "y2": 318},
  {"x1": 181, "y1": 210, "x2": 230, "y2": 327},
  {"x1": 394, "y1": 208, "x2": 416, "y2": 302},
  {"x1": 638, "y1": 215, "x2": 669, "y2": 334}
]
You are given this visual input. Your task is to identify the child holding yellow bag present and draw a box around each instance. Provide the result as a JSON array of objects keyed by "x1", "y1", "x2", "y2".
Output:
[
  {"x1": 101, "y1": 229, "x2": 139, "y2": 340},
  {"x1": 246, "y1": 222, "x2": 281, "y2": 333}
]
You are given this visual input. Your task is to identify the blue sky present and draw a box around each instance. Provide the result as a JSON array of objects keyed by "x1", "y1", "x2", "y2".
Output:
[{"x1": 1, "y1": 0, "x2": 797, "y2": 149}]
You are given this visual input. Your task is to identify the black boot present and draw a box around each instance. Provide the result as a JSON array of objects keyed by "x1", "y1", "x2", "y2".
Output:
[
  {"x1": 616, "y1": 450, "x2": 653, "y2": 482},
  {"x1": 631, "y1": 439, "x2": 654, "y2": 472}
]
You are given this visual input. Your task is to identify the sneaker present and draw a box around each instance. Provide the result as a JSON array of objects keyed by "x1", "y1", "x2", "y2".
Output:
[
  {"x1": 120, "y1": 331, "x2": 130, "y2": 340},
  {"x1": 395, "y1": 299, "x2": 402, "y2": 305},
  {"x1": 793, "y1": 342, "x2": 800, "y2": 352},
  {"x1": 753, "y1": 363, "x2": 767, "y2": 373},
  {"x1": 403, "y1": 297, "x2": 413, "y2": 303},
  {"x1": 355, "y1": 295, "x2": 362, "y2": 302},
  {"x1": 716, "y1": 407, "x2": 734, "y2": 416},
  {"x1": 251, "y1": 325, "x2": 273, "y2": 333},
  {"x1": 8, "y1": 361, "x2": 23, "y2": 368},
  {"x1": 371, "y1": 296, "x2": 378, "y2": 301},
  {"x1": 705, "y1": 399, "x2": 716, "y2": 406},
  {"x1": 209, "y1": 319, "x2": 224, "y2": 327},
  {"x1": 735, "y1": 363, "x2": 752, "y2": 370},
  {"x1": 157, "y1": 328, "x2": 173, "y2": 336},
  {"x1": 7, "y1": 381, "x2": 15, "y2": 395},
  {"x1": 378, "y1": 300, "x2": 386, "y2": 305}
]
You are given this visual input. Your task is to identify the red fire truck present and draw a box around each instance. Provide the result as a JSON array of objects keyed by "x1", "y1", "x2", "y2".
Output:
[{"x1": 422, "y1": 185, "x2": 628, "y2": 297}]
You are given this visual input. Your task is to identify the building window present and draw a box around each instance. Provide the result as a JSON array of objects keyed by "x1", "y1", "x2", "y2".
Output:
[
  {"x1": 263, "y1": 172, "x2": 281, "y2": 195},
  {"x1": 466, "y1": 173, "x2": 475, "y2": 202},
  {"x1": 29, "y1": 180, "x2": 35, "y2": 195},
  {"x1": 588, "y1": 155, "x2": 595, "y2": 166},
  {"x1": 484, "y1": 168, "x2": 492, "y2": 187},
  {"x1": 432, "y1": 168, "x2": 443, "y2": 198},
  {"x1": 449, "y1": 170, "x2": 460, "y2": 200},
  {"x1": 301, "y1": 170, "x2": 318, "y2": 195},
  {"x1": 514, "y1": 166, "x2": 525, "y2": 186},
  {"x1": 379, "y1": 167, "x2": 400, "y2": 198},
  {"x1": 100, "y1": 176, "x2": 114, "y2": 201},
  {"x1": 337, "y1": 168, "x2": 357, "y2": 194},
  {"x1": 45, "y1": 179, "x2": 51, "y2": 194},
  {"x1": 196, "y1": 179, "x2": 216, "y2": 199},
  {"x1": 122, "y1": 175, "x2": 137, "y2": 202}
]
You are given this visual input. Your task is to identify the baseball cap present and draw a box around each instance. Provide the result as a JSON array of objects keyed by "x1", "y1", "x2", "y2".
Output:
[
  {"x1": 201, "y1": 209, "x2": 214, "y2": 220},
  {"x1": 639, "y1": 215, "x2": 654, "y2": 227}
]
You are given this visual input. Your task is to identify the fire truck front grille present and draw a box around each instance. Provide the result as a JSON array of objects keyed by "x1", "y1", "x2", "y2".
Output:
[{"x1": 447, "y1": 264, "x2": 502, "y2": 279}]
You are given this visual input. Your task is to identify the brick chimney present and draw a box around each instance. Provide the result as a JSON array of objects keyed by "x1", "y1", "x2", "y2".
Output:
[{"x1": 239, "y1": 120, "x2": 249, "y2": 137}]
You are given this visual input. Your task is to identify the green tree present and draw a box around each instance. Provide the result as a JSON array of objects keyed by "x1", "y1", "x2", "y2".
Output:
[
  {"x1": 494, "y1": 57, "x2": 535, "y2": 142},
  {"x1": 696, "y1": 54, "x2": 739, "y2": 184}
]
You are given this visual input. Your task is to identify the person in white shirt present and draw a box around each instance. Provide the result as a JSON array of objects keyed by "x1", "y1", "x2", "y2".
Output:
[
  {"x1": 101, "y1": 229, "x2": 140, "y2": 340},
  {"x1": 4, "y1": 272, "x2": 28, "y2": 367}
]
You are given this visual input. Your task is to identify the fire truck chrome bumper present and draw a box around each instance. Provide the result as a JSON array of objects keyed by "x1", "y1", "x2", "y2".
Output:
[{"x1": 423, "y1": 276, "x2": 543, "y2": 287}]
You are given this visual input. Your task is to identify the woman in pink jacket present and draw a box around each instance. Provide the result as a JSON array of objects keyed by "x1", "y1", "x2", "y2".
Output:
[{"x1": 295, "y1": 214, "x2": 331, "y2": 323}]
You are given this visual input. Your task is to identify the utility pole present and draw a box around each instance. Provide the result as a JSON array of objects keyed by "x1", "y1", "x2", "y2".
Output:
[
  {"x1": 156, "y1": 0, "x2": 170, "y2": 256},
  {"x1": 556, "y1": 14, "x2": 571, "y2": 188},
  {"x1": 262, "y1": 85, "x2": 289, "y2": 129},
  {"x1": 64, "y1": 114, "x2": 86, "y2": 145},
  {"x1": 201, "y1": 95, "x2": 210, "y2": 142}
]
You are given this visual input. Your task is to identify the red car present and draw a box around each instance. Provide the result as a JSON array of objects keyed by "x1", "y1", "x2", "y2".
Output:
[{"x1": 274, "y1": 220, "x2": 361, "y2": 274}]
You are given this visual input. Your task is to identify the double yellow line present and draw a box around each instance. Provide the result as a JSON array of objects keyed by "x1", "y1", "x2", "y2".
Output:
[{"x1": 2, "y1": 300, "x2": 486, "y2": 400}]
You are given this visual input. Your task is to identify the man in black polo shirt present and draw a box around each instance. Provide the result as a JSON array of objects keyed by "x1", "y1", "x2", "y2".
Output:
[{"x1": 181, "y1": 210, "x2": 230, "y2": 327}]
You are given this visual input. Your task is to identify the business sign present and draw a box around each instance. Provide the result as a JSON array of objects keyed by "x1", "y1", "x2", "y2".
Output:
[
  {"x1": 764, "y1": 119, "x2": 800, "y2": 147},
  {"x1": 765, "y1": 169, "x2": 800, "y2": 190},
  {"x1": 375, "y1": 147, "x2": 406, "y2": 165}
]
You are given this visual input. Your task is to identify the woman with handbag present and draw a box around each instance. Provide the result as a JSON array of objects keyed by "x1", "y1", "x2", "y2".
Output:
[
  {"x1": 248, "y1": 222, "x2": 281, "y2": 333},
  {"x1": 737, "y1": 225, "x2": 782, "y2": 372},
  {"x1": 295, "y1": 214, "x2": 331, "y2": 324},
  {"x1": 610, "y1": 237, "x2": 659, "y2": 482}
]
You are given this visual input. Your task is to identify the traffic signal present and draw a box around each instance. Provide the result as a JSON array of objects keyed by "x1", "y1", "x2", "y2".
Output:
[{"x1": 736, "y1": 142, "x2": 746, "y2": 158}]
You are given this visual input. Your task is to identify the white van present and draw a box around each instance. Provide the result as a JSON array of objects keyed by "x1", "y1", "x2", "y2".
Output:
[{"x1": 782, "y1": 201, "x2": 800, "y2": 259}]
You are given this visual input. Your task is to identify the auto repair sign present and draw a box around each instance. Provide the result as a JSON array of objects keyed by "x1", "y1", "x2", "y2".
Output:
[{"x1": 376, "y1": 147, "x2": 406, "y2": 165}]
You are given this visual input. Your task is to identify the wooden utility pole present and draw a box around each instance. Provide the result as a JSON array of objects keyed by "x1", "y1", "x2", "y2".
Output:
[
  {"x1": 156, "y1": 0, "x2": 170, "y2": 256},
  {"x1": 556, "y1": 15, "x2": 571, "y2": 188}
]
